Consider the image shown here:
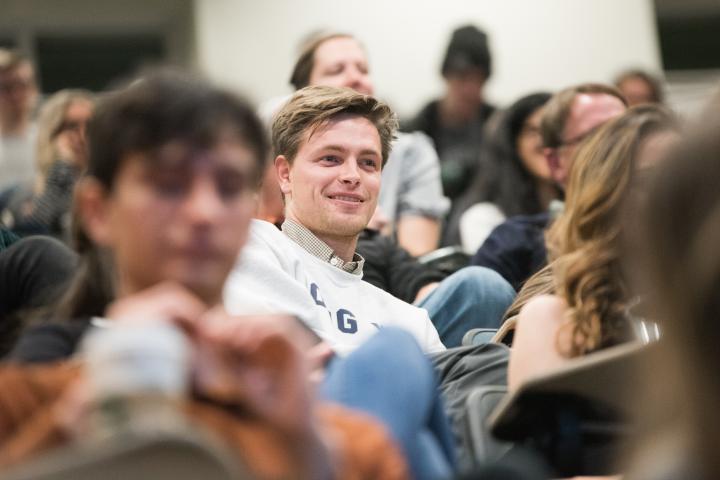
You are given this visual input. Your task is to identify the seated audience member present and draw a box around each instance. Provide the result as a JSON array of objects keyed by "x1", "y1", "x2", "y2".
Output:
[
  {"x1": 227, "y1": 86, "x2": 510, "y2": 471},
  {"x1": 1, "y1": 89, "x2": 94, "y2": 237},
  {"x1": 255, "y1": 193, "x2": 515, "y2": 348},
  {"x1": 614, "y1": 68, "x2": 664, "y2": 106},
  {"x1": 405, "y1": 25, "x2": 496, "y2": 207},
  {"x1": 271, "y1": 32, "x2": 450, "y2": 256},
  {"x1": 507, "y1": 105, "x2": 679, "y2": 390},
  {"x1": 9, "y1": 71, "x2": 453, "y2": 479},
  {"x1": 471, "y1": 83, "x2": 627, "y2": 290},
  {"x1": 0, "y1": 236, "x2": 77, "y2": 357},
  {"x1": 0, "y1": 49, "x2": 38, "y2": 195},
  {"x1": 445, "y1": 92, "x2": 560, "y2": 252},
  {"x1": 227, "y1": 85, "x2": 444, "y2": 355},
  {"x1": 626, "y1": 113, "x2": 719, "y2": 480}
]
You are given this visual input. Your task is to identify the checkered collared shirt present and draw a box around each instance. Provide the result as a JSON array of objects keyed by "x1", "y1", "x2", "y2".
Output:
[{"x1": 281, "y1": 219, "x2": 364, "y2": 275}]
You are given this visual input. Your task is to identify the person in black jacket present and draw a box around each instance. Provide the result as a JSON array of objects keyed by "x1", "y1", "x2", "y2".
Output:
[
  {"x1": 405, "y1": 25, "x2": 496, "y2": 205},
  {"x1": 471, "y1": 83, "x2": 627, "y2": 290},
  {"x1": 358, "y1": 227, "x2": 515, "y2": 347},
  {"x1": 0, "y1": 235, "x2": 77, "y2": 356}
]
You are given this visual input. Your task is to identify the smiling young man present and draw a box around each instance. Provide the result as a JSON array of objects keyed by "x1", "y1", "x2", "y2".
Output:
[
  {"x1": 225, "y1": 85, "x2": 445, "y2": 355},
  {"x1": 279, "y1": 32, "x2": 449, "y2": 256}
]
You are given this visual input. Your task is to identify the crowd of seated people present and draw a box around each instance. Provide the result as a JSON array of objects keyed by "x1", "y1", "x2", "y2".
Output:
[
  {"x1": 471, "y1": 83, "x2": 628, "y2": 290},
  {"x1": 2, "y1": 17, "x2": 720, "y2": 480}
]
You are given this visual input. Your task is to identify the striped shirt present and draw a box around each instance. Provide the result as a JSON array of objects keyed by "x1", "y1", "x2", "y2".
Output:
[{"x1": 281, "y1": 219, "x2": 364, "y2": 275}]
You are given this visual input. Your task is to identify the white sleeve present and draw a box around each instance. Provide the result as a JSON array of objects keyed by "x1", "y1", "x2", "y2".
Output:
[{"x1": 394, "y1": 132, "x2": 451, "y2": 220}]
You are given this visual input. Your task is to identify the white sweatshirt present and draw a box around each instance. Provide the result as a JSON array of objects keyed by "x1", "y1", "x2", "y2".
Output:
[{"x1": 224, "y1": 220, "x2": 446, "y2": 355}]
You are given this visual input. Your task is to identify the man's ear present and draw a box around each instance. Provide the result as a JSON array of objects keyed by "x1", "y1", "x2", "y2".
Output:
[
  {"x1": 75, "y1": 177, "x2": 113, "y2": 247},
  {"x1": 275, "y1": 155, "x2": 292, "y2": 196}
]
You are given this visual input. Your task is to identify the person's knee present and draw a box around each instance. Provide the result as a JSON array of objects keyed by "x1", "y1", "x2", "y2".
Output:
[
  {"x1": 444, "y1": 266, "x2": 515, "y2": 300},
  {"x1": 350, "y1": 328, "x2": 429, "y2": 373},
  {"x1": 336, "y1": 328, "x2": 435, "y2": 395}
]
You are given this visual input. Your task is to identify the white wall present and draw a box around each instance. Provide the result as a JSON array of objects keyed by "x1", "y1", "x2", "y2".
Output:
[{"x1": 195, "y1": 0, "x2": 661, "y2": 117}]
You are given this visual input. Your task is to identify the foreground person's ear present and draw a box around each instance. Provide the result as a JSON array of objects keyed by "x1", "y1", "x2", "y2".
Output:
[{"x1": 75, "y1": 177, "x2": 113, "y2": 247}]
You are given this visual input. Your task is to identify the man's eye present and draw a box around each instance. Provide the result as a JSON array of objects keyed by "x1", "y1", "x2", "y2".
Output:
[
  {"x1": 321, "y1": 155, "x2": 341, "y2": 164},
  {"x1": 326, "y1": 65, "x2": 344, "y2": 75},
  {"x1": 360, "y1": 158, "x2": 378, "y2": 169},
  {"x1": 152, "y1": 175, "x2": 188, "y2": 196},
  {"x1": 216, "y1": 173, "x2": 247, "y2": 199}
]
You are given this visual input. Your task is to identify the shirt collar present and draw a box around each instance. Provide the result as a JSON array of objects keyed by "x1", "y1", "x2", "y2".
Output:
[{"x1": 281, "y1": 219, "x2": 364, "y2": 275}]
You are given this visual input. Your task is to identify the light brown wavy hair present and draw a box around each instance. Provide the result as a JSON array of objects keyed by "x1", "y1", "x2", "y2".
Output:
[
  {"x1": 272, "y1": 85, "x2": 397, "y2": 167},
  {"x1": 544, "y1": 104, "x2": 678, "y2": 357}
]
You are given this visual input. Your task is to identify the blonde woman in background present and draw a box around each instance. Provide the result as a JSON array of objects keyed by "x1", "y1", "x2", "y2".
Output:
[{"x1": 1, "y1": 89, "x2": 94, "y2": 237}]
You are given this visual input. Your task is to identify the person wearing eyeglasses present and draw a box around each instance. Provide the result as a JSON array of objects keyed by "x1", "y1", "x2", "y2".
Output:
[
  {"x1": 470, "y1": 84, "x2": 627, "y2": 290},
  {"x1": 1, "y1": 89, "x2": 94, "y2": 237}
]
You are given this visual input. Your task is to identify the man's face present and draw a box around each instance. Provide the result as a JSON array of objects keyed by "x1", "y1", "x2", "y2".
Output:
[
  {"x1": 444, "y1": 67, "x2": 486, "y2": 110},
  {"x1": 83, "y1": 137, "x2": 258, "y2": 303},
  {"x1": 546, "y1": 93, "x2": 626, "y2": 187},
  {"x1": 308, "y1": 37, "x2": 374, "y2": 96},
  {"x1": 276, "y1": 114, "x2": 382, "y2": 241},
  {"x1": 618, "y1": 77, "x2": 655, "y2": 106},
  {"x1": 0, "y1": 62, "x2": 37, "y2": 126}
]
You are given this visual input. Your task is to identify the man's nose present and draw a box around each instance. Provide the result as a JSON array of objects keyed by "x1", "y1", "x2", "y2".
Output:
[
  {"x1": 184, "y1": 178, "x2": 224, "y2": 224},
  {"x1": 338, "y1": 160, "x2": 361, "y2": 185},
  {"x1": 345, "y1": 68, "x2": 364, "y2": 89}
]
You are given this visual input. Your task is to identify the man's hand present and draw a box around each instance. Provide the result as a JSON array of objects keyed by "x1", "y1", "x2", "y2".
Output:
[
  {"x1": 54, "y1": 127, "x2": 88, "y2": 168},
  {"x1": 193, "y1": 310, "x2": 316, "y2": 435},
  {"x1": 104, "y1": 282, "x2": 207, "y2": 333}
]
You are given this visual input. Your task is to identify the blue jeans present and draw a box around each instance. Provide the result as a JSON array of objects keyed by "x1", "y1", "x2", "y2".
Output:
[
  {"x1": 417, "y1": 266, "x2": 516, "y2": 348},
  {"x1": 321, "y1": 328, "x2": 456, "y2": 480}
]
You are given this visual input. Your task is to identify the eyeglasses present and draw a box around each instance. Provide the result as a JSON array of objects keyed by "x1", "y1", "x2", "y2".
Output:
[
  {"x1": 520, "y1": 122, "x2": 541, "y2": 137},
  {"x1": 53, "y1": 120, "x2": 89, "y2": 137},
  {"x1": 558, "y1": 124, "x2": 603, "y2": 148}
]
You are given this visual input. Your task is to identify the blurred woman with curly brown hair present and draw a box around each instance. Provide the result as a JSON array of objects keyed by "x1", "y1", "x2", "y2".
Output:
[
  {"x1": 626, "y1": 110, "x2": 720, "y2": 480},
  {"x1": 506, "y1": 104, "x2": 679, "y2": 390}
]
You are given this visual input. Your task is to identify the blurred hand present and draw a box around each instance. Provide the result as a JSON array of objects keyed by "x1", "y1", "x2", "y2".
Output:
[
  {"x1": 307, "y1": 341, "x2": 334, "y2": 388},
  {"x1": 193, "y1": 309, "x2": 316, "y2": 435},
  {"x1": 54, "y1": 127, "x2": 88, "y2": 168},
  {"x1": 104, "y1": 282, "x2": 207, "y2": 334}
]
